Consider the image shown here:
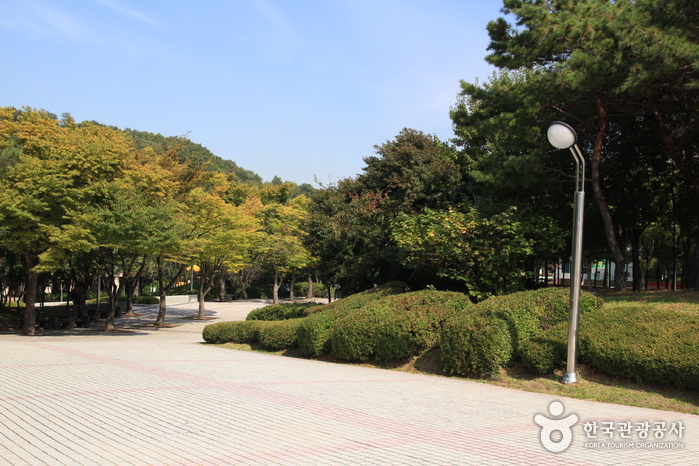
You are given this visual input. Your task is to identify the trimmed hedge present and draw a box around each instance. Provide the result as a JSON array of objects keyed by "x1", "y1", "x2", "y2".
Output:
[
  {"x1": 519, "y1": 322, "x2": 569, "y2": 374},
  {"x1": 257, "y1": 318, "x2": 304, "y2": 350},
  {"x1": 202, "y1": 320, "x2": 265, "y2": 344},
  {"x1": 203, "y1": 318, "x2": 303, "y2": 351},
  {"x1": 440, "y1": 287, "x2": 602, "y2": 376},
  {"x1": 297, "y1": 311, "x2": 337, "y2": 357},
  {"x1": 296, "y1": 281, "x2": 409, "y2": 357},
  {"x1": 246, "y1": 302, "x2": 320, "y2": 321},
  {"x1": 579, "y1": 305, "x2": 699, "y2": 390},
  {"x1": 441, "y1": 312, "x2": 513, "y2": 376},
  {"x1": 520, "y1": 302, "x2": 699, "y2": 390},
  {"x1": 331, "y1": 290, "x2": 472, "y2": 362},
  {"x1": 294, "y1": 282, "x2": 328, "y2": 298},
  {"x1": 475, "y1": 287, "x2": 603, "y2": 353}
]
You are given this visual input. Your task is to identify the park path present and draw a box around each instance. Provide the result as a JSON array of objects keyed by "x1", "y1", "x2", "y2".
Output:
[{"x1": 1, "y1": 300, "x2": 698, "y2": 465}]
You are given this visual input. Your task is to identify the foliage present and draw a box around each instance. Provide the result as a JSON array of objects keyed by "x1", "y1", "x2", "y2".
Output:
[
  {"x1": 257, "y1": 318, "x2": 304, "y2": 350},
  {"x1": 329, "y1": 290, "x2": 470, "y2": 362},
  {"x1": 579, "y1": 305, "x2": 699, "y2": 390},
  {"x1": 294, "y1": 281, "x2": 327, "y2": 298},
  {"x1": 475, "y1": 287, "x2": 603, "y2": 353},
  {"x1": 519, "y1": 322, "x2": 569, "y2": 375},
  {"x1": 126, "y1": 129, "x2": 262, "y2": 185},
  {"x1": 246, "y1": 302, "x2": 319, "y2": 321},
  {"x1": 305, "y1": 129, "x2": 463, "y2": 294},
  {"x1": 203, "y1": 317, "x2": 303, "y2": 351},
  {"x1": 440, "y1": 311, "x2": 513, "y2": 377},
  {"x1": 296, "y1": 311, "x2": 338, "y2": 357},
  {"x1": 520, "y1": 294, "x2": 699, "y2": 391},
  {"x1": 296, "y1": 281, "x2": 408, "y2": 357},
  {"x1": 202, "y1": 320, "x2": 265, "y2": 344},
  {"x1": 393, "y1": 207, "x2": 552, "y2": 300}
]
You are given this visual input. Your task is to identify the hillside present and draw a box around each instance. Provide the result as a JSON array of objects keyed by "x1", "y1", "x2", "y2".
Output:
[{"x1": 125, "y1": 129, "x2": 262, "y2": 185}]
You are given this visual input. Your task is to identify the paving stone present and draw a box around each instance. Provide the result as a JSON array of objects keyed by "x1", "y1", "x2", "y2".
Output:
[{"x1": 1, "y1": 299, "x2": 697, "y2": 465}]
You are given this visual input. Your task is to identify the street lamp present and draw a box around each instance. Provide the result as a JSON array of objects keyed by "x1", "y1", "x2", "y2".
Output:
[{"x1": 547, "y1": 121, "x2": 585, "y2": 385}]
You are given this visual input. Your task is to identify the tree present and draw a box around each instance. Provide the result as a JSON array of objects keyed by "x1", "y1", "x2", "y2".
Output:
[
  {"x1": 482, "y1": 0, "x2": 699, "y2": 290},
  {"x1": 185, "y1": 188, "x2": 259, "y2": 318},
  {"x1": 392, "y1": 206, "x2": 560, "y2": 301},
  {"x1": 0, "y1": 108, "x2": 131, "y2": 334},
  {"x1": 257, "y1": 194, "x2": 311, "y2": 304},
  {"x1": 305, "y1": 129, "x2": 464, "y2": 293}
]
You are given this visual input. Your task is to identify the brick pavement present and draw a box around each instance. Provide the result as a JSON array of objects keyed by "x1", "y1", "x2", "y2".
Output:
[{"x1": 1, "y1": 300, "x2": 698, "y2": 465}]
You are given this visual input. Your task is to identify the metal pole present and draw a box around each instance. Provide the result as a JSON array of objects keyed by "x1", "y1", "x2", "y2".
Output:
[{"x1": 562, "y1": 144, "x2": 585, "y2": 384}]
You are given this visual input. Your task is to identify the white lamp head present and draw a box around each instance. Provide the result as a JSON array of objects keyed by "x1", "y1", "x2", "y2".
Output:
[{"x1": 547, "y1": 121, "x2": 578, "y2": 150}]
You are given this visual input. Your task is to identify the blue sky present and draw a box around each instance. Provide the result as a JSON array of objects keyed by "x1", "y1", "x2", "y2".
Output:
[{"x1": 1, "y1": 0, "x2": 504, "y2": 186}]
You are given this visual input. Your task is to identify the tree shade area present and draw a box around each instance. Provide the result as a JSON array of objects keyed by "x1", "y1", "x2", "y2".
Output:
[{"x1": 3, "y1": 0, "x2": 699, "y2": 336}]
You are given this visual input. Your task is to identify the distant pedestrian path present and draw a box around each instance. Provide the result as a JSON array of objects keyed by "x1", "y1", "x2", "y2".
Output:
[{"x1": 1, "y1": 300, "x2": 697, "y2": 465}]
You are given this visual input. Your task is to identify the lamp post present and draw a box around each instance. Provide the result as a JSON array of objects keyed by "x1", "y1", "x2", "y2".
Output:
[{"x1": 547, "y1": 121, "x2": 585, "y2": 385}]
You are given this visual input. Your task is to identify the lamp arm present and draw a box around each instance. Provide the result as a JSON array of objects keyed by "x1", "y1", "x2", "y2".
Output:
[{"x1": 570, "y1": 144, "x2": 585, "y2": 192}]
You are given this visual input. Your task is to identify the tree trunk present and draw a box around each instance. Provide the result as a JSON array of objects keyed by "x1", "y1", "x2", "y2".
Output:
[
  {"x1": 197, "y1": 285, "x2": 206, "y2": 319},
  {"x1": 272, "y1": 268, "x2": 280, "y2": 304},
  {"x1": 218, "y1": 267, "x2": 227, "y2": 302},
  {"x1": 197, "y1": 263, "x2": 214, "y2": 319},
  {"x1": 154, "y1": 256, "x2": 185, "y2": 327},
  {"x1": 156, "y1": 256, "x2": 168, "y2": 327},
  {"x1": 590, "y1": 95, "x2": 626, "y2": 291},
  {"x1": 22, "y1": 252, "x2": 38, "y2": 336},
  {"x1": 307, "y1": 271, "x2": 313, "y2": 299},
  {"x1": 124, "y1": 278, "x2": 134, "y2": 316},
  {"x1": 691, "y1": 241, "x2": 699, "y2": 292},
  {"x1": 103, "y1": 270, "x2": 122, "y2": 332},
  {"x1": 289, "y1": 270, "x2": 296, "y2": 302},
  {"x1": 630, "y1": 233, "x2": 642, "y2": 292}
]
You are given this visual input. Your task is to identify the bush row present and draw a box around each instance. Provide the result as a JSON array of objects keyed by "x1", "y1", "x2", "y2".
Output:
[
  {"x1": 521, "y1": 305, "x2": 699, "y2": 390},
  {"x1": 330, "y1": 290, "x2": 472, "y2": 362},
  {"x1": 246, "y1": 302, "x2": 321, "y2": 321},
  {"x1": 202, "y1": 318, "x2": 304, "y2": 351},
  {"x1": 296, "y1": 281, "x2": 409, "y2": 357},
  {"x1": 439, "y1": 287, "x2": 602, "y2": 377},
  {"x1": 204, "y1": 283, "x2": 699, "y2": 391}
]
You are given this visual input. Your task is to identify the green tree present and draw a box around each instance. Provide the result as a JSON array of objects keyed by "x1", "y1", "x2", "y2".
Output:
[
  {"x1": 257, "y1": 194, "x2": 311, "y2": 304},
  {"x1": 185, "y1": 188, "x2": 259, "y2": 318},
  {"x1": 482, "y1": 0, "x2": 699, "y2": 290},
  {"x1": 305, "y1": 129, "x2": 464, "y2": 293},
  {"x1": 0, "y1": 108, "x2": 132, "y2": 334},
  {"x1": 392, "y1": 207, "x2": 560, "y2": 301}
]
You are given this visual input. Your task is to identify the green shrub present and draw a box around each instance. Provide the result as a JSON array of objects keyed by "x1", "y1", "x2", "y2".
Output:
[
  {"x1": 297, "y1": 311, "x2": 338, "y2": 357},
  {"x1": 246, "y1": 302, "x2": 319, "y2": 321},
  {"x1": 202, "y1": 320, "x2": 265, "y2": 344},
  {"x1": 257, "y1": 318, "x2": 304, "y2": 350},
  {"x1": 133, "y1": 296, "x2": 159, "y2": 305},
  {"x1": 296, "y1": 281, "x2": 408, "y2": 357},
  {"x1": 331, "y1": 290, "x2": 472, "y2": 362},
  {"x1": 520, "y1": 322, "x2": 569, "y2": 374},
  {"x1": 475, "y1": 287, "x2": 603, "y2": 352},
  {"x1": 441, "y1": 311, "x2": 513, "y2": 376},
  {"x1": 579, "y1": 305, "x2": 699, "y2": 390}
]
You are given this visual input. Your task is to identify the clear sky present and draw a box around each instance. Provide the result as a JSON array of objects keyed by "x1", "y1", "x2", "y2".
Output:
[{"x1": 1, "y1": 0, "x2": 505, "y2": 186}]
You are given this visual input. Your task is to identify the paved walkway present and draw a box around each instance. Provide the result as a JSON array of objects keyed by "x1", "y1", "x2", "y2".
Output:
[{"x1": 1, "y1": 300, "x2": 697, "y2": 465}]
